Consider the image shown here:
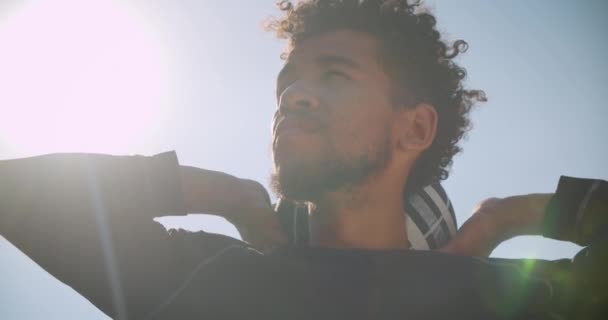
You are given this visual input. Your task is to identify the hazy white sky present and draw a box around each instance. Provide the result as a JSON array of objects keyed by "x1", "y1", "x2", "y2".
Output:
[{"x1": 1, "y1": 0, "x2": 606, "y2": 318}]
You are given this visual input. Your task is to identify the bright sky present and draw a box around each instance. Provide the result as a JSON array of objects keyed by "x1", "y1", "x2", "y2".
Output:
[{"x1": 0, "y1": 0, "x2": 606, "y2": 319}]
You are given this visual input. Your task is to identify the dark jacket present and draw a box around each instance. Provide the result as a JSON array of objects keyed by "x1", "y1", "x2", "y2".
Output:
[{"x1": 1, "y1": 152, "x2": 605, "y2": 319}]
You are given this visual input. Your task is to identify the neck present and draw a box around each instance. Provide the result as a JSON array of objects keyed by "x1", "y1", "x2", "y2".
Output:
[{"x1": 308, "y1": 170, "x2": 409, "y2": 250}]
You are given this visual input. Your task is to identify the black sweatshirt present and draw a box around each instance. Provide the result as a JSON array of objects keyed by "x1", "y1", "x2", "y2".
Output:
[{"x1": 0, "y1": 152, "x2": 606, "y2": 319}]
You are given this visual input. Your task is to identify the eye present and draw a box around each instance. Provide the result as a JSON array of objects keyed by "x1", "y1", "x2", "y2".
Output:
[{"x1": 322, "y1": 70, "x2": 351, "y2": 81}]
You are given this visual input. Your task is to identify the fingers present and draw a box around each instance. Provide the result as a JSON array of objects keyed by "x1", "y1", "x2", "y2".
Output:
[
  {"x1": 440, "y1": 193, "x2": 555, "y2": 257},
  {"x1": 475, "y1": 193, "x2": 553, "y2": 236},
  {"x1": 236, "y1": 206, "x2": 288, "y2": 251},
  {"x1": 438, "y1": 212, "x2": 498, "y2": 257}
]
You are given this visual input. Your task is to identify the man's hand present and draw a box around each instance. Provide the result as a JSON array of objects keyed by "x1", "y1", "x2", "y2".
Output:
[
  {"x1": 180, "y1": 166, "x2": 286, "y2": 250},
  {"x1": 440, "y1": 194, "x2": 553, "y2": 257},
  {"x1": 229, "y1": 179, "x2": 287, "y2": 251}
]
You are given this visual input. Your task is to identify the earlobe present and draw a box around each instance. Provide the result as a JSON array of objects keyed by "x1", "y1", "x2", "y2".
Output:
[{"x1": 398, "y1": 103, "x2": 437, "y2": 152}]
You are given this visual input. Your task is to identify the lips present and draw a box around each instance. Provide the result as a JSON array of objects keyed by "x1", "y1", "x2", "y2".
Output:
[{"x1": 274, "y1": 117, "x2": 322, "y2": 138}]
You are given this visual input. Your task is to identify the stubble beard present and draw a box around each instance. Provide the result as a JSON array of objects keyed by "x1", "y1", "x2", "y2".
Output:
[{"x1": 270, "y1": 133, "x2": 392, "y2": 203}]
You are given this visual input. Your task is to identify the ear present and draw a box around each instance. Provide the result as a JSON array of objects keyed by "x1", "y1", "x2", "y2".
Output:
[{"x1": 395, "y1": 103, "x2": 437, "y2": 153}]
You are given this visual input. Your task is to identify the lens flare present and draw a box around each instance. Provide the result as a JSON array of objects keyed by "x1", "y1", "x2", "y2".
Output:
[{"x1": 0, "y1": 0, "x2": 173, "y2": 155}]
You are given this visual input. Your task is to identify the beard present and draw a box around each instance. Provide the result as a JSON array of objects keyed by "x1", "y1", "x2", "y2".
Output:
[{"x1": 270, "y1": 131, "x2": 392, "y2": 202}]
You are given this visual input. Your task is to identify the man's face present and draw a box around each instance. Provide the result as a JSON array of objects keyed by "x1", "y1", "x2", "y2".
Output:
[{"x1": 271, "y1": 29, "x2": 397, "y2": 201}]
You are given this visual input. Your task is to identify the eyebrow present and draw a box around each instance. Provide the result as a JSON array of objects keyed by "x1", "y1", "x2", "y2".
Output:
[
  {"x1": 316, "y1": 55, "x2": 361, "y2": 70},
  {"x1": 277, "y1": 54, "x2": 362, "y2": 85}
]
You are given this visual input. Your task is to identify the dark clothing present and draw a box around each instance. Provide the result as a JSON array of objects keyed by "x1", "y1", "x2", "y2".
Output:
[
  {"x1": 0, "y1": 151, "x2": 224, "y2": 318},
  {"x1": 0, "y1": 152, "x2": 606, "y2": 319}
]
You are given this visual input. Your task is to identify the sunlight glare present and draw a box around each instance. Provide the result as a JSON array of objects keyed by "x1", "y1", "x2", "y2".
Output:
[{"x1": 0, "y1": 0, "x2": 173, "y2": 155}]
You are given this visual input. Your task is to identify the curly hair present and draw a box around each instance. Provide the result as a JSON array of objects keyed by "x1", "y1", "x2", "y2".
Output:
[{"x1": 266, "y1": 0, "x2": 486, "y2": 192}]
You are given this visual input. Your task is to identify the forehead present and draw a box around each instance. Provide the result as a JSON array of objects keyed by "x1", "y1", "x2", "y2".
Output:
[{"x1": 286, "y1": 29, "x2": 383, "y2": 71}]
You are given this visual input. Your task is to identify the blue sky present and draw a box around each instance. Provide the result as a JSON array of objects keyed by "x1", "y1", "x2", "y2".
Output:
[{"x1": 0, "y1": 0, "x2": 606, "y2": 318}]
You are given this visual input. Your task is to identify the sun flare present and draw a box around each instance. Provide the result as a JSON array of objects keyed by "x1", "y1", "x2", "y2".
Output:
[{"x1": 0, "y1": 0, "x2": 173, "y2": 156}]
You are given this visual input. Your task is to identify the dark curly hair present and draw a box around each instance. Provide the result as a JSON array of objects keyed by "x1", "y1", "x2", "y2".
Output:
[{"x1": 266, "y1": 0, "x2": 486, "y2": 192}]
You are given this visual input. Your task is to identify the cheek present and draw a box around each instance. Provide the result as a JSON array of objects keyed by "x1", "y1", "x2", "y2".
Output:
[{"x1": 324, "y1": 86, "x2": 392, "y2": 155}]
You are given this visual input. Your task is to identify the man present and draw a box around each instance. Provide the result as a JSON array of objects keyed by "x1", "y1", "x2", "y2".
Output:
[
  {"x1": 264, "y1": 0, "x2": 545, "y2": 254},
  {"x1": 0, "y1": 0, "x2": 579, "y2": 319}
]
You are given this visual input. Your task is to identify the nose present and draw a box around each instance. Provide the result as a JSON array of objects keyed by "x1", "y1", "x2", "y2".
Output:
[{"x1": 278, "y1": 81, "x2": 320, "y2": 114}]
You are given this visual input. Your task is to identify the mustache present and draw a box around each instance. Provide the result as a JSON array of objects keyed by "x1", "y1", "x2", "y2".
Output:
[{"x1": 272, "y1": 109, "x2": 326, "y2": 137}]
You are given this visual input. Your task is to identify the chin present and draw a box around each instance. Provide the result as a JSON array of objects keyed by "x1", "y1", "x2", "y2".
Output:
[
  {"x1": 273, "y1": 141, "x2": 324, "y2": 173},
  {"x1": 270, "y1": 160, "x2": 325, "y2": 202}
]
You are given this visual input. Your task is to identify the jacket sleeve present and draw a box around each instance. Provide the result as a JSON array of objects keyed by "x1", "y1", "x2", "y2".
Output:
[{"x1": 0, "y1": 151, "x2": 240, "y2": 319}]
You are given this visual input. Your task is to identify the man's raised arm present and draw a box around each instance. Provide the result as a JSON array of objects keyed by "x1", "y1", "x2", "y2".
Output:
[{"x1": 0, "y1": 151, "x2": 244, "y2": 319}]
